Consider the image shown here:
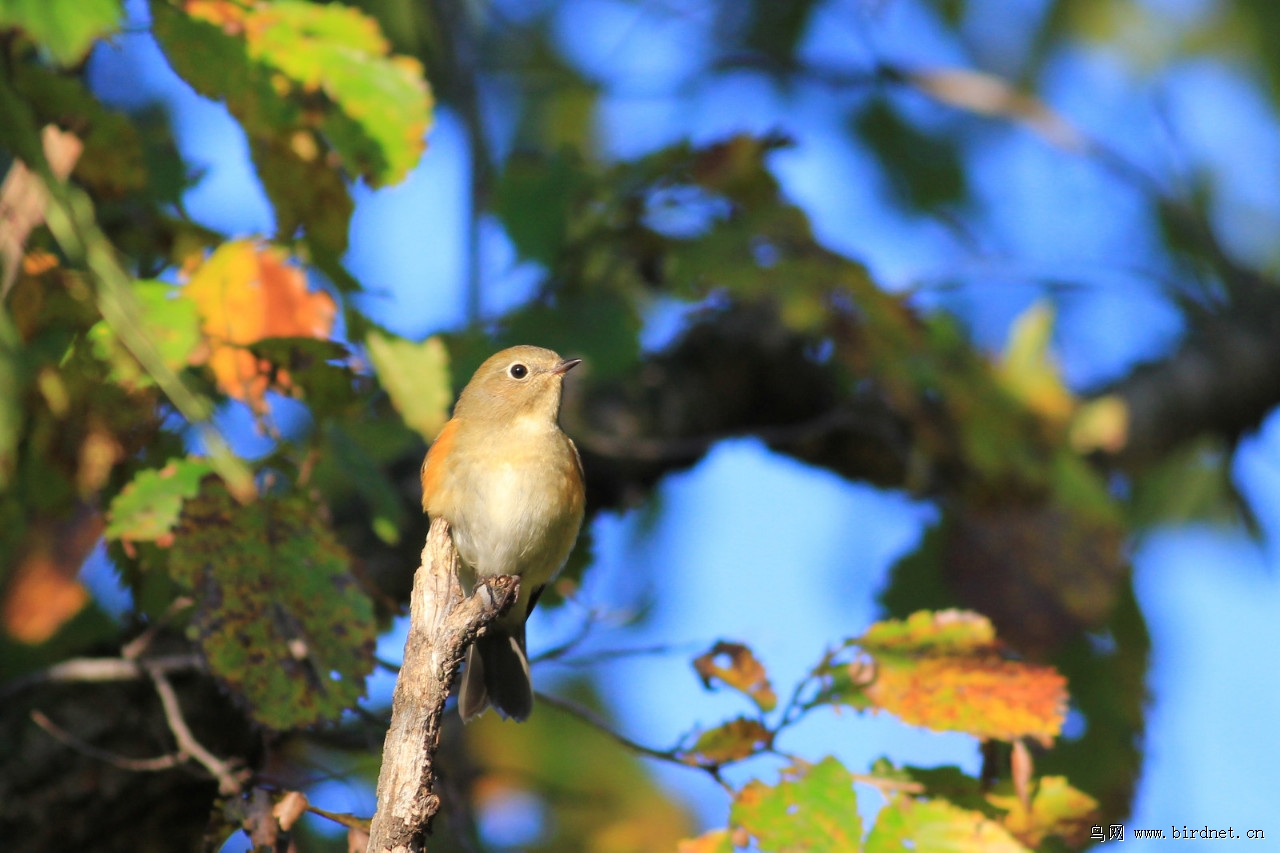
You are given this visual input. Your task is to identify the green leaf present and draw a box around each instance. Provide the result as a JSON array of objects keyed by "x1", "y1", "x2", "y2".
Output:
[
  {"x1": 731, "y1": 757, "x2": 861, "y2": 853},
  {"x1": 865, "y1": 796, "x2": 1029, "y2": 853},
  {"x1": 105, "y1": 458, "x2": 212, "y2": 542},
  {"x1": 323, "y1": 422, "x2": 408, "y2": 545},
  {"x1": 987, "y1": 775, "x2": 1099, "y2": 848},
  {"x1": 168, "y1": 484, "x2": 377, "y2": 729},
  {"x1": 853, "y1": 96, "x2": 967, "y2": 211},
  {"x1": 496, "y1": 151, "x2": 582, "y2": 265},
  {"x1": 10, "y1": 60, "x2": 147, "y2": 195},
  {"x1": 499, "y1": 289, "x2": 640, "y2": 378},
  {"x1": 0, "y1": 312, "x2": 23, "y2": 492},
  {"x1": 153, "y1": 0, "x2": 432, "y2": 188},
  {"x1": 0, "y1": 0, "x2": 122, "y2": 65},
  {"x1": 249, "y1": 133, "x2": 354, "y2": 255},
  {"x1": 365, "y1": 332, "x2": 451, "y2": 441},
  {"x1": 88, "y1": 280, "x2": 201, "y2": 387}
]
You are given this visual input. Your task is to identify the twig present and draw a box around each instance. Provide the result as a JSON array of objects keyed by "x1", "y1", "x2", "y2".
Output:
[
  {"x1": 146, "y1": 662, "x2": 245, "y2": 796},
  {"x1": 366, "y1": 518, "x2": 520, "y2": 853},
  {"x1": 575, "y1": 408, "x2": 887, "y2": 463},
  {"x1": 0, "y1": 653, "x2": 203, "y2": 699},
  {"x1": 30, "y1": 709, "x2": 184, "y2": 772},
  {"x1": 306, "y1": 804, "x2": 370, "y2": 831},
  {"x1": 121, "y1": 596, "x2": 195, "y2": 660},
  {"x1": 535, "y1": 691, "x2": 681, "y2": 765},
  {"x1": 849, "y1": 773, "x2": 924, "y2": 797},
  {"x1": 537, "y1": 642, "x2": 698, "y2": 667},
  {"x1": 534, "y1": 690, "x2": 734, "y2": 792}
]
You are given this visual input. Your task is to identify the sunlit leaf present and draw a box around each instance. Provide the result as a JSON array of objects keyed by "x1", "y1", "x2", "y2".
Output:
[
  {"x1": 865, "y1": 795, "x2": 1030, "y2": 853},
  {"x1": 682, "y1": 717, "x2": 772, "y2": 766},
  {"x1": 693, "y1": 641, "x2": 778, "y2": 712},
  {"x1": 677, "y1": 829, "x2": 735, "y2": 853},
  {"x1": 816, "y1": 611, "x2": 1069, "y2": 744},
  {"x1": 89, "y1": 280, "x2": 201, "y2": 389},
  {"x1": 168, "y1": 483, "x2": 376, "y2": 729},
  {"x1": 1070, "y1": 394, "x2": 1129, "y2": 454},
  {"x1": 160, "y1": 0, "x2": 432, "y2": 187},
  {"x1": 0, "y1": 0, "x2": 121, "y2": 65},
  {"x1": 183, "y1": 241, "x2": 336, "y2": 411},
  {"x1": 365, "y1": 332, "x2": 451, "y2": 441},
  {"x1": 997, "y1": 301, "x2": 1074, "y2": 425},
  {"x1": 105, "y1": 458, "x2": 212, "y2": 543},
  {"x1": 987, "y1": 775, "x2": 1099, "y2": 848},
  {"x1": 731, "y1": 756, "x2": 860, "y2": 853}
]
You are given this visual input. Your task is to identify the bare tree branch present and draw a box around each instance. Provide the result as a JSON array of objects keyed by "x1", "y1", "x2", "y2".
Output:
[
  {"x1": 146, "y1": 663, "x2": 246, "y2": 796},
  {"x1": 29, "y1": 710, "x2": 184, "y2": 773},
  {"x1": 366, "y1": 517, "x2": 520, "y2": 853},
  {"x1": 1, "y1": 654, "x2": 203, "y2": 699}
]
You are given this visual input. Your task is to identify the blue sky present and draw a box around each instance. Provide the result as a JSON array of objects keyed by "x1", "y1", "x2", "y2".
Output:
[{"x1": 84, "y1": 0, "x2": 1280, "y2": 846}]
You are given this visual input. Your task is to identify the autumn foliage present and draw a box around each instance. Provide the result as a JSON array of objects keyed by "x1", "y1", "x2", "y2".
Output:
[{"x1": 8, "y1": 0, "x2": 1271, "y2": 850}]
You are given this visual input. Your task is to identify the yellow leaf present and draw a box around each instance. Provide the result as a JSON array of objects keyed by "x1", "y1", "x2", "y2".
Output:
[
  {"x1": 996, "y1": 301, "x2": 1075, "y2": 424},
  {"x1": 677, "y1": 829, "x2": 734, "y2": 853},
  {"x1": 682, "y1": 717, "x2": 772, "y2": 766},
  {"x1": 693, "y1": 641, "x2": 778, "y2": 712},
  {"x1": 1070, "y1": 394, "x2": 1129, "y2": 453},
  {"x1": 988, "y1": 776, "x2": 1099, "y2": 848}
]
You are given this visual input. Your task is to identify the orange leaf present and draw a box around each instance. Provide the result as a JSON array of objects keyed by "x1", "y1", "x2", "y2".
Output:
[
  {"x1": 866, "y1": 655, "x2": 1066, "y2": 745},
  {"x1": 820, "y1": 611, "x2": 1069, "y2": 744},
  {"x1": 694, "y1": 641, "x2": 778, "y2": 712},
  {"x1": 3, "y1": 559, "x2": 89, "y2": 644},
  {"x1": 2, "y1": 510, "x2": 102, "y2": 643},
  {"x1": 184, "y1": 241, "x2": 335, "y2": 411},
  {"x1": 677, "y1": 829, "x2": 734, "y2": 853}
]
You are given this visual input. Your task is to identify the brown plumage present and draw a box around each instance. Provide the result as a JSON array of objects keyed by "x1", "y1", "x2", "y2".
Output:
[{"x1": 420, "y1": 345, "x2": 585, "y2": 721}]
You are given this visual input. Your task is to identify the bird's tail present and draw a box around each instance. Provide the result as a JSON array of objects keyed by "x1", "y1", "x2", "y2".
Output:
[{"x1": 458, "y1": 623, "x2": 533, "y2": 722}]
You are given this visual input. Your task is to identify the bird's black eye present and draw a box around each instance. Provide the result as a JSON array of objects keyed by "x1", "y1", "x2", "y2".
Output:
[{"x1": 509, "y1": 363, "x2": 528, "y2": 379}]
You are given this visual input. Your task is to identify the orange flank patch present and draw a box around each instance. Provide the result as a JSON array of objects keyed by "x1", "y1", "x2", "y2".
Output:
[{"x1": 420, "y1": 418, "x2": 458, "y2": 512}]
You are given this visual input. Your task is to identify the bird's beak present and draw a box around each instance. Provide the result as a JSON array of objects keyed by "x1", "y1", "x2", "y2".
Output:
[{"x1": 551, "y1": 357, "x2": 582, "y2": 376}]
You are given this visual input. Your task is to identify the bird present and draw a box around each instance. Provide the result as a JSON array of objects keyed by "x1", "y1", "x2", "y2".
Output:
[{"x1": 420, "y1": 345, "x2": 585, "y2": 722}]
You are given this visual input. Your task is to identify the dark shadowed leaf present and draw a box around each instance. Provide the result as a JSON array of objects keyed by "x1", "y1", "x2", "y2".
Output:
[
  {"x1": 853, "y1": 96, "x2": 967, "y2": 211},
  {"x1": 168, "y1": 484, "x2": 376, "y2": 728}
]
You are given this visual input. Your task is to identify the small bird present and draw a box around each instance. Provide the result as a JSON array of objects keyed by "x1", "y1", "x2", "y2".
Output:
[{"x1": 421, "y1": 345, "x2": 585, "y2": 721}]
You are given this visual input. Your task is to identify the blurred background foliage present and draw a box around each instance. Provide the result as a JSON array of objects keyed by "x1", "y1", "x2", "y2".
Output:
[{"x1": 2, "y1": 0, "x2": 1280, "y2": 850}]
